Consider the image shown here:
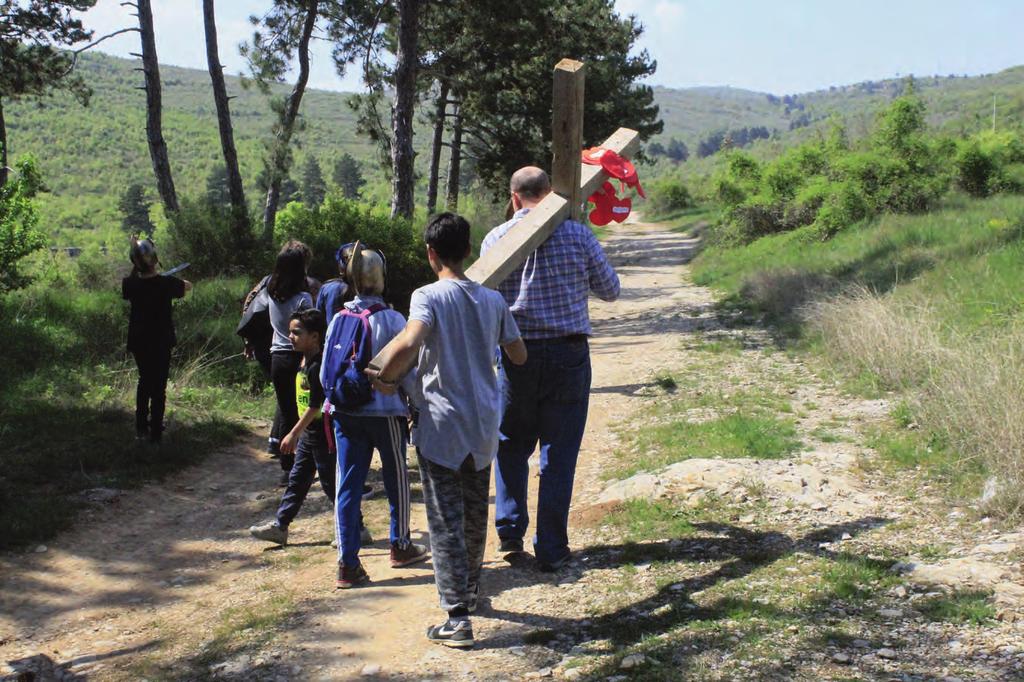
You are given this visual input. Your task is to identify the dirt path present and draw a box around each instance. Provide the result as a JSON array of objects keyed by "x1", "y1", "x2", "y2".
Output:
[{"x1": 3, "y1": 218, "x2": 1022, "y2": 681}]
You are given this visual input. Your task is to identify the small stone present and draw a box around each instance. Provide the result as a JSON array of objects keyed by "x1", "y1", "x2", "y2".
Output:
[
  {"x1": 619, "y1": 654, "x2": 646, "y2": 670},
  {"x1": 876, "y1": 648, "x2": 897, "y2": 660},
  {"x1": 878, "y1": 608, "x2": 903, "y2": 619},
  {"x1": 34, "y1": 545, "x2": 48, "y2": 553},
  {"x1": 563, "y1": 669, "x2": 583, "y2": 680},
  {"x1": 841, "y1": 532, "x2": 852, "y2": 541},
  {"x1": 739, "y1": 514, "x2": 756, "y2": 524},
  {"x1": 360, "y1": 663, "x2": 381, "y2": 676},
  {"x1": 509, "y1": 646, "x2": 527, "y2": 657},
  {"x1": 831, "y1": 653, "x2": 851, "y2": 664},
  {"x1": 669, "y1": 583, "x2": 686, "y2": 592},
  {"x1": 852, "y1": 639, "x2": 871, "y2": 649},
  {"x1": 892, "y1": 586, "x2": 908, "y2": 598}
]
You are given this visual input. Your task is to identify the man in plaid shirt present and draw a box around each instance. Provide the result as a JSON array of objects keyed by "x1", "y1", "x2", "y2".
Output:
[{"x1": 481, "y1": 166, "x2": 620, "y2": 571}]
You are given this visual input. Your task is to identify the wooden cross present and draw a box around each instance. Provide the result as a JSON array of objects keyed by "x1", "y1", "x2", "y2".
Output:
[{"x1": 369, "y1": 58, "x2": 639, "y2": 373}]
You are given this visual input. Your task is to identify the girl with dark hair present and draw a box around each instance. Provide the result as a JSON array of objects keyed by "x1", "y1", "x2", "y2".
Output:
[{"x1": 268, "y1": 246, "x2": 313, "y2": 483}]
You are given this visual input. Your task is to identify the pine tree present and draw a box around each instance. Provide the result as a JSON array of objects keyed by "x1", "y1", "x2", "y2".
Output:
[
  {"x1": 205, "y1": 165, "x2": 231, "y2": 206},
  {"x1": 0, "y1": 1, "x2": 95, "y2": 187},
  {"x1": 118, "y1": 183, "x2": 155, "y2": 235},
  {"x1": 332, "y1": 153, "x2": 366, "y2": 199},
  {"x1": 666, "y1": 138, "x2": 689, "y2": 162},
  {"x1": 300, "y1": 156, "x2": 327, "y2": 206}
]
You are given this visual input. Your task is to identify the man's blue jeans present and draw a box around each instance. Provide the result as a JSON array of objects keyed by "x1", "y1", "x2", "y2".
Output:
[{"x1": 495, "y1": 337, "x2": 591, "y2": 564}]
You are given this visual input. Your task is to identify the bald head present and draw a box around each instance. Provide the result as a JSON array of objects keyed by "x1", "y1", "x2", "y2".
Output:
[{"x1": 510, "y1": 166, "x2": 551, "y2": 205}]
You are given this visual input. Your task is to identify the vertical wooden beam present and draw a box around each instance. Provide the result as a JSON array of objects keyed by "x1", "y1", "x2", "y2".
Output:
[{"x1": 550, "y1": 58, "x2": 585, "y2": 221}]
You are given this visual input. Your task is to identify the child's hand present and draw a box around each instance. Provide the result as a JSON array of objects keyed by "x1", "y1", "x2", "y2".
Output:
[{"x1": 280, "y1": 431, "x2": 298, "y2": 455}]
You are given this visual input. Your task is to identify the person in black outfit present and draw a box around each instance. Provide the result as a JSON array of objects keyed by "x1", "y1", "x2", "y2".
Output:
[
  {"x1": 122, "y1": 236, "x2": 192, "y2": 443},
  {"x1": 267, "y1": 247, "x2": 314, "y2": 484}
]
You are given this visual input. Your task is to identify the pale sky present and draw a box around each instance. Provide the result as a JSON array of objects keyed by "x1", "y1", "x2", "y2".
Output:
[{"x1": 80, "y1": 0, "x2": 1024, "y2": 95}]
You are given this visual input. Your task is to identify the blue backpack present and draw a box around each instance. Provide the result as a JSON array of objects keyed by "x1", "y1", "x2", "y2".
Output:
[{"x1": 322, "y1": 303, "x2": 387, "y2": 411}]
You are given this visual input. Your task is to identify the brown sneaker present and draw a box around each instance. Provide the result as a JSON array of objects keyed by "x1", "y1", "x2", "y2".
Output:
[
  {"x1": 336, "y1": 562, "x2": 370, "y2": 589},
  {"x1": 390, "y1": 542, "x2": 429, "y2": 568}
]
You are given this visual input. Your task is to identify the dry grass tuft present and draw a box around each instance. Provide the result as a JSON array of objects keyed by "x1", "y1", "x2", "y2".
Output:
[
  {"x1": 739, "y1": 268, "x2": 837, "y2": 319},
  {"x1": 807, "y1": 286, "x2": 1024, "y2": 518}
]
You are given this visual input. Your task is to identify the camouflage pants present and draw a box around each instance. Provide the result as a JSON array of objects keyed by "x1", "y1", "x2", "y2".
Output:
[{"x1": 417, "y1": 451, "x2": 491, "y2": 613}]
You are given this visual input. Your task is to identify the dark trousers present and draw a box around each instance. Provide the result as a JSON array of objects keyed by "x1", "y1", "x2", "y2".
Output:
[
  {"x1": 132, "y1": 346, "x2": 172, "y2": 435},
  {"x1": 276, "y1": 430, "x2": 334, "y2": 528},
  {"x1": 494, "y1": 337, "x2": 591, "y2": 564},
  {"x1": 419, "y1": 452, "x2": 491, "y2": 614},
  {"x1": 270, "y1": 350, "x2": 303, "y2": 471},
  {"x1": 254, "y1": 345, "x2": 284, "y2": 453}
]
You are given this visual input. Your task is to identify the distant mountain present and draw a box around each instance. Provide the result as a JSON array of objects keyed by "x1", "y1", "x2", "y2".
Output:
[
  {"x1": 647, "y1": 67, "x2": 1024, "y2": 157},
  {"x1": 5, "y1": 51, "x2": 1023, "y2": 243}
]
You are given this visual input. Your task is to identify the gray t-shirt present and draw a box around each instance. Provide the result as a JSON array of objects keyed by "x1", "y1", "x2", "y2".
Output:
[
  {"x1": 409, "y1": 278, "x2": 520, "y2": 471},
  {"x1": 270, "y1": 291, "x2": 313, "y2": 352}
]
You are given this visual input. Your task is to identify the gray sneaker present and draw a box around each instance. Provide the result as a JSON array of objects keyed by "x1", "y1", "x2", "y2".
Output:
[{"x1": 250, "y1": 521, "x2": 288, "y2": 545}]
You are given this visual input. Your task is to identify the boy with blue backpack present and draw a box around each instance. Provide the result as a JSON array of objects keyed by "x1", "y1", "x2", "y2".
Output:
[{"x1": 322, "y1": 242, "x2": 427, "y2": 588}]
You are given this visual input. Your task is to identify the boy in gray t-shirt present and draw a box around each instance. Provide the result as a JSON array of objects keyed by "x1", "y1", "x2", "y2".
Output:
[{"x1": 369, "y1": 213, "x2": 526, "y2": 649}]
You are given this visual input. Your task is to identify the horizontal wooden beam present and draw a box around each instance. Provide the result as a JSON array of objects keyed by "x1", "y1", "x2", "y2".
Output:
[{"x1": 465, "y1": 126, "x2": 640, "y2": 289}]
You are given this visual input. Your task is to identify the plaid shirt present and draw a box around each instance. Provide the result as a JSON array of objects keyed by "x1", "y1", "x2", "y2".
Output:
[{"x1": 480, "y1": 208, "x2": 620, "y2": 339}]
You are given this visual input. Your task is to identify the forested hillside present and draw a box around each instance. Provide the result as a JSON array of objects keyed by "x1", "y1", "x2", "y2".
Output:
[
  {"x1": 5, "y1": 51, "x2": 1024, "y2": 245},
  {"x1": 5, "y1": 52, "x2": 376, "y2": 244}
]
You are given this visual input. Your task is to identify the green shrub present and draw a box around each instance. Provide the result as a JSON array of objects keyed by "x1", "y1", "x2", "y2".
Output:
[
  {"x1": 165, "y1": 197, "x2": 255, "y2": 278},
  {"x1": 729, "y1": 196, "x2": 785, "y2": 242},
  {"x1": 0, "y1": 156, "x2": 48, "y2": 292},
  {"x1": 648, "y1": 178, "x2": 694, "y2": 216},
  {"x1": 955, "y1": 141, "x2": 995, "y2": 198},
  {"x1": 813, "y1": 181, "x2": 870, "y2": 239},
  {"x1": 74, "y1": 246, "x2": 124, "y2": 292}
]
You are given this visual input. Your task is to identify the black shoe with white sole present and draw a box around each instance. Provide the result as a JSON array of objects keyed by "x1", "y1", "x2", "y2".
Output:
[{"x1": 426, "y1": 618, "x2": 474, "y2": 648}]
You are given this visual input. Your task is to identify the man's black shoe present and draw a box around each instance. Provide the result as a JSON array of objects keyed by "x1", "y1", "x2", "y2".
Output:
[
  {"x1": 537, "y1": 553, "x2": 571, "y2": 573},
  {"x1": 498, "y1": 538, "x2": 524, "y2": 553}
]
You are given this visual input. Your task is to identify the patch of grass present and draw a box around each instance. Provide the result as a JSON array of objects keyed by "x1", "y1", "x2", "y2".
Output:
[
  {"x1": 913, "y1": 543, "x2": 950, "y2": 561},
  {"x1": 821, "y1": 553, "x2": 899, "y2": 602},
  {"x1": 866, "y1": 427, "x2": 985, "y2": 500},
  {"x1": 690, "y1": 336, "x2": 745, "y2": 355},
  {"x1": 918, "y1": 591, "x2": 996, "y2": 625},
  {"x1": 809, "y1": 425, "x2": 841, "y2": 443},
  {"x1": 195, "y1": 591, "x2": 295, "y2": 666},
  {"x1": 618, "y1": 413, "x2": 800, "y2": 478},
  {"x1": 605, "y1": 499, "x2": 698, "y2": 542},
  {"x1": 652, "y1": 371, "x2": 678, "y2": 392}
]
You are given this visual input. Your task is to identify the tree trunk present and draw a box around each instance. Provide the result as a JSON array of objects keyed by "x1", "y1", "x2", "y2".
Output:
[
  {"x1": 0, "y1": 95, "x2": 8, "y2": 188},
  {"x1": 445, "y1": 103, "x2": 463, "y2": 211},
  {"x1": 262, "y1": 0, "x2": 318, "y2": 242},
  {"x1": 137, "y1": 0, "x2": 179, "y2": 215},
  {"x1": 390, "y1": 0, "x2": 420, "y2": 220},
  {"x1": 203, "y1": 0, "x2": 248, "y2": 245},
  {"x1": 425, "y1": 80, "x2": 448, "y2": 215}
]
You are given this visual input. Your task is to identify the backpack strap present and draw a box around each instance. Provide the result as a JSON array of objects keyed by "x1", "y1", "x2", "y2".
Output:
[{"x1": 349, "y1": 303, "x2": 388, "y2": 364}]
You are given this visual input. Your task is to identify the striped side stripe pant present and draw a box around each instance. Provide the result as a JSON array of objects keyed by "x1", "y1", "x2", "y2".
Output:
[{"x1": 332, "y1": 414, "x2": 413, "y2": 567}]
